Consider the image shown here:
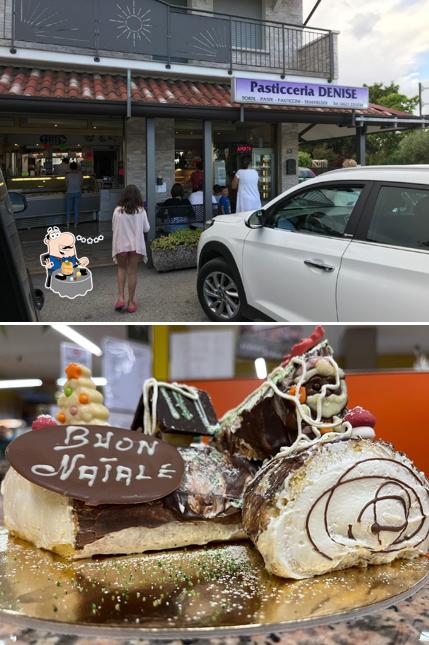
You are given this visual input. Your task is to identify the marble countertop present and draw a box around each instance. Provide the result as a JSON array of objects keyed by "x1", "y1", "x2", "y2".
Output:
[{"x1": 0, "y1": 500, "x2": 427, "y2": 645}]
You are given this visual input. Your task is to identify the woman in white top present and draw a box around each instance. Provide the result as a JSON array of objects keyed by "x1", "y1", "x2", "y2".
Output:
[
  {"x1": 112, "y1": 184, "x2": 150, "y2": 314},
  {"x1": 231, "y1": 156, "x2": 262, "y2": 213}
]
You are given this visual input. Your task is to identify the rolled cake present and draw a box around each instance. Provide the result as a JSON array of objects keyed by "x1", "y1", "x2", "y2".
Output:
[
  {"x1": 2, "y1": 443, "x2": 254, "y2": 559},
  {"x1": 242, "y1": 438, "x2": 429, "y2": 579},
  {"x1": 217, "y1": 328, "x2": 374, "y2": 461}
]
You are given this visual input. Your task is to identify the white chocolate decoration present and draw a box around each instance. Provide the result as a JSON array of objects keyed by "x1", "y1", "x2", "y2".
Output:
[{"x1": 56, "y1": 363, "x2": 109, "y2": 426}]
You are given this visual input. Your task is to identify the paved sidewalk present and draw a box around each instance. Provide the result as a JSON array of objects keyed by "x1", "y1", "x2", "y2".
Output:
[{"x1": 33, "y1": 264, "x2": 208, "y2": 322}]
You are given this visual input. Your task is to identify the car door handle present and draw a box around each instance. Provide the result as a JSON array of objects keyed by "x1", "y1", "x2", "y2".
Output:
[{"x1": 304, "y1": 259, "x2": 335, "y2": 272}]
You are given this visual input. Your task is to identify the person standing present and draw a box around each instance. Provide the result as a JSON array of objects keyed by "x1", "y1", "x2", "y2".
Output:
[
  {"x1": 218, "y1": 186, "x2": 231, "y2": 214},
  {"x1": 190, "y1": 160, "x2": 204, "y2": 191},
  {"x1": 112, "y1": 184, "x2": 150, "y2": 314},
  {"x1": 65, "y1": 162, "x2": 83, "y2": 228},
  {"x1": 231, "y1": 156, "x2": 261, "y2": 213},
  {"x1": 56, "y1": 157, "x2": 70, "y2": 176}
]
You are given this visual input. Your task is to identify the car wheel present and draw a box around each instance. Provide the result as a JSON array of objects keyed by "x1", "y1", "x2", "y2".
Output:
[{"x1": 197, "y1": 258, "x2": 247, "y2": 322}]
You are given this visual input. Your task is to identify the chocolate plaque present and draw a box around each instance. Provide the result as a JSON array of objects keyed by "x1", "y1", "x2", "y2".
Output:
[
  {"x1": 132, "y1": 387, "x2": 219, "y2": 436},
  {"x1": 6, "y1": 425, "x2": 185, "y2": 506}
]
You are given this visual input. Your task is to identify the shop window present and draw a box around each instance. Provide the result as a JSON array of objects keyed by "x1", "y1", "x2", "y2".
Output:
[{"x1": 367, "y1": 185, "x2": 429, "y2": 250}]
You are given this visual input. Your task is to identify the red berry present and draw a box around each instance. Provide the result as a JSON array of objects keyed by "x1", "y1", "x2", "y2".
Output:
[
  {"x1": 32, "y1": 415, "x2": 58, "y2": 431},
  {"x1": 344, "y1": 406, "x2": 376, "y2": 428}
]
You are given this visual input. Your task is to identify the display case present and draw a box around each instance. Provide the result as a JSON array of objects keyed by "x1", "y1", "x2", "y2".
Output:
[
  {"x1": 6, "y1": 176, "x2": 100, "y2": 229},
  {"x1": 252, "y1": 148, "x2": 275, "y2": 203}
]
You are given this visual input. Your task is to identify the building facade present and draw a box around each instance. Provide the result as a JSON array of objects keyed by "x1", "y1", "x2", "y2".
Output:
[{"x1": 0, "y1": 0, "x2": 419, "y2": 234}]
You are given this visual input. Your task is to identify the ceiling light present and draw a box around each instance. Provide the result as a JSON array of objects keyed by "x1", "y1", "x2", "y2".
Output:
[
  {"x1": 0, "y1": 379, "x2": 43, "y2": 389},
  {"x1": 50, "y1": 324, "x2": 103, "y2": 357},
  {"x1": 254, "y1": 357, "x2": 267, "y2": 380},
  {"x1": 56, "y1": 377, "x2": 107, "y2": 387},
  {"x1": 54, "y1": 124, "x2": 58, "y2": 127}
]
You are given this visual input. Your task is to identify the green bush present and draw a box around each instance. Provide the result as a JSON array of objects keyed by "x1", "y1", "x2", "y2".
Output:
[{"x1": 151, "y1": 228, "x2": 202, "y2": 250}]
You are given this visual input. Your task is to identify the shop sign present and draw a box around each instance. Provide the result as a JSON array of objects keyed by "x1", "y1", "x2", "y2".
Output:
[
  {"x1": 232, "y1": 77, "x2": 369, "y2": 109},
  {"x1": 236, "y1": 144, "x2": 253, "y2": 153},
  {"x1": 40, "y1": 134, "x2": 68, "y2": 145}
]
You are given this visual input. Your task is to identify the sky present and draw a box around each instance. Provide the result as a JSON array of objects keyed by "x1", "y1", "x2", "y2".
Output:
[{"x1": 303, "y1": 0, "x2": 429, "y2": 103}]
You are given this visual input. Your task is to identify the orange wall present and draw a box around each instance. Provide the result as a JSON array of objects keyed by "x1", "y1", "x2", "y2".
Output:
[{"x1": 187, "y1": 372, "x2": 429, "y2": 475}]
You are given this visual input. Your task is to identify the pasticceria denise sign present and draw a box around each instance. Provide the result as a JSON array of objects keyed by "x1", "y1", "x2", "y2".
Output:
[{"x1": 232, "y1": 77, "x2": 369, "y2": 110}]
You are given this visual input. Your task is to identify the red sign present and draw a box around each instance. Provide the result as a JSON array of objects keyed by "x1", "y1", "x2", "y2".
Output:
[{"x1": 236, "y1": 144, "x2": 253, "y2": 153}]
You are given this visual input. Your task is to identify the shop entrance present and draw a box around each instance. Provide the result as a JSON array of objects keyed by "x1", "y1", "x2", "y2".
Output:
[{"x1": 94, "y1": 150, "x2": 116, "y2": 180}]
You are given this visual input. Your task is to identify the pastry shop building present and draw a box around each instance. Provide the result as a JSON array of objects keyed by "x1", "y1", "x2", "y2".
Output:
[{"x1": 0, "y1": 0, "x2": 426, "y2": 232}]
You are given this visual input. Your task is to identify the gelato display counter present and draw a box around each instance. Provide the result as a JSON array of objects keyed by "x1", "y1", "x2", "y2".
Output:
[{"x1": 7, "y1": 176, "x2": 100, "y2": 229}]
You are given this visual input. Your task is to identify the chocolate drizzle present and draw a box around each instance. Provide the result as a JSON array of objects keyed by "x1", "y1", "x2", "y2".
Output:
[{"x1": 305, "y1": 457, "x2": 429, "y2": 561}]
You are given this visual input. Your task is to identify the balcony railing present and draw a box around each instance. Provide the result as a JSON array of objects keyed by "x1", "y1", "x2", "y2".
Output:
[{"x1": 2, "y1": 0, "x2": 336, "y2": 79}]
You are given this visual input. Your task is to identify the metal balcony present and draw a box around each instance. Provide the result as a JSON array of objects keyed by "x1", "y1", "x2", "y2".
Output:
[{"x1": 3, "y1": 0, "x2": 336, "y2": 79}]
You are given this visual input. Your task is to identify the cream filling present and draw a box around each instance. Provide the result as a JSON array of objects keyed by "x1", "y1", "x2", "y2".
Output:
[
  {"x1": 1, "y1": 468, "x2": 75, "y2": 551},
  {"x1": 255, "y1": 441, "x2": 429, "y2": 579},
  {"x1": 77, "y1": 520, "x2": 245, "y2": 559}
]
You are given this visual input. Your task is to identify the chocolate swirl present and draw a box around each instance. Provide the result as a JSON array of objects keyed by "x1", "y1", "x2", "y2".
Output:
[{"x1": 306, "y1": 457, "x2": 429, "y2": 560}]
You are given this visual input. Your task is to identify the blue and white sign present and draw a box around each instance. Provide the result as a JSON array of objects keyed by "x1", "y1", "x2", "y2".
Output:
[{"x1": 233, "y1": 77, "x2": 369, "y2": 109}]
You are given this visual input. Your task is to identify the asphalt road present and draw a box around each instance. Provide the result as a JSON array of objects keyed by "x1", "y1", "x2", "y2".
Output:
[{"x1": 34, "y1": 264, "x2": 208, "y2": 322}]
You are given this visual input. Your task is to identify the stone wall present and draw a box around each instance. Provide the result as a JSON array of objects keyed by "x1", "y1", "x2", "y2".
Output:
[
  {"x1": 125, "y1": 117, "x2": 175, "y2": 200},
  {"x1": 263, "y1": 0, "x2": 302, "y2": 25},
  {"x1": 277, "y1": 122, "x2": 299, "y2": 193}
]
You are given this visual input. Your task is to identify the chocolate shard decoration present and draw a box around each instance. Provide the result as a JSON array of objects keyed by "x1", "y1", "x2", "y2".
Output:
[
  {"x1": 131, "y1": 379, "x2": 219, "y2": 437},
  {"x1": 6, "y1": 425, "x2": 184, "y2": 506}
]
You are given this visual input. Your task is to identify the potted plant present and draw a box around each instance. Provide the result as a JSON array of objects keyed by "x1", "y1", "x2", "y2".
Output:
[{"x1": 150, "y1": 229, "x2": 202, "y2": 272}]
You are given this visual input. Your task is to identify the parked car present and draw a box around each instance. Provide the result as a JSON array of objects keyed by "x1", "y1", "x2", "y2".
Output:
[
  {"x1": 0, "y1": 170, "x2": 44, "y2": 321},
  {"x1": 197, "y1": 165, "x2": 429, "y2": 322},
  {"x1": 298, "y1": 166, "x2": 316, "y2": 182}
]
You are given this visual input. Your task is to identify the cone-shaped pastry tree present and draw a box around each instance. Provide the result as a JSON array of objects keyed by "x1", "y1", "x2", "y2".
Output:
[{"x1": 56, "y1": 362, "x2": 109, "y2": 425}]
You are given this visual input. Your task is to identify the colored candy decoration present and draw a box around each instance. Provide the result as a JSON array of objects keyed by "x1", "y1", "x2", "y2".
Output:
[
  {"x1": 64, "y1": 386, "x2": 73, "y2": 397},
  {"x1": 288, "y1": 385, "x2": 307, "y2": 404},
  {"x1": 57, "y1": 412, "x2": 66, "y2": 423},
  {"x1": 70, "y1": 406, "x2": 78, "y2": 416},
  {"x1": 65, "y1": 363, "x2": 82, "y2": 380},
  {"x1": 79, "y1": 393, "x2": 89, "y2": 405}
]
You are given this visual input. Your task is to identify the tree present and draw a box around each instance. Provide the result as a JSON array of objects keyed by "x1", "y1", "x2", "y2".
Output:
[
  {"x1": 298, "y1": 151, "x2": 312, "y2": 168},
  {"x1": 366, "y1": 82, "x2": 418, "y2": 113},
  {"x1": 364, "y1": 82, "x2": 419, "y2": 164},
  {"x1": 391, "y1": 129, "x2": 429, "y2": 164}
]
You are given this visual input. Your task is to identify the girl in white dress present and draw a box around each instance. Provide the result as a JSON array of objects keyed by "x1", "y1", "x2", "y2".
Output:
[{"x1": 112, "y1": 185, "x2": 150, "y2": 314}]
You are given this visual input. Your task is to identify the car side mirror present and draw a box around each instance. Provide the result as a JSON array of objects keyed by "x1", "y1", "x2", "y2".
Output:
[
  {"x1": 9, "y1": 192, "x2": 28, "y2": 214},
  {"x1": 245, "y1": 210, "x2": 264, "y2": 229}
]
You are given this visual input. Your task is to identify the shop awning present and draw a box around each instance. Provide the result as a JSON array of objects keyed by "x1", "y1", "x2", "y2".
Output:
[{"x1": 0, "y1": 65, "x2": 426, "y2": 133}]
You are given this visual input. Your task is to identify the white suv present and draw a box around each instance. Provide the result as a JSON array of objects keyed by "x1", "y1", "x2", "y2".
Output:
[{"x1": 197, "y1": 165, "x2": 429, "y2": 322}]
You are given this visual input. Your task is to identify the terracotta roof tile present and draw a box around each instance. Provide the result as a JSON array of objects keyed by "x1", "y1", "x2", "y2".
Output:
[{"x1": 0, "y1": 66, "x2": 417, "y2": 120}]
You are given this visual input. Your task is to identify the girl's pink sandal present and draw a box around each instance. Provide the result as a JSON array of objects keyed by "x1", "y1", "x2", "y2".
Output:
[
  {"x1": 114, "y1": 299, "x2": 125, "y2": 311},
  {"x1": 127, "y1": 302, "x2": 137, "y2": 314}
]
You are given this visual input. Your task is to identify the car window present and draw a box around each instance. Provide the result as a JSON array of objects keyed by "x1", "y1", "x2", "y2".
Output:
[
  {"x1": 268, "y1": 185, "x2": 363, "y2": 237},
  {"x1": 366, "y1": 186, "x2": 429, "y2": 250}
]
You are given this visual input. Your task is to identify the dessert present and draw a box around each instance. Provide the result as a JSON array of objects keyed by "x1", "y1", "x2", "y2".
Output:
[
  {"x1": 132, "y1": 378, "x2": 219, "y2": 438},
  {"x1": 56, "y1": 362, "x2": 109, "y2": 425},
  {"x1": 217, "y1": 326, "x2": 374, "y2": 461},
  {"x1": 2, "y1": 424, "x2": 254, "y2": 559},
  {"x1": 242, "y1": 438, "x2": 429, "y2": 579},
  {"x1": 61, "y1": 260, "x2": 74, "y2": 276}
]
